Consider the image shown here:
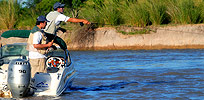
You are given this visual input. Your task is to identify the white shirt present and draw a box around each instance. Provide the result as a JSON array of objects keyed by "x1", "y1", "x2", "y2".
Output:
[
  {"x1": 55, "y1": 14, "x2": 70, "y2": 25},
  {"x1": 29, "y1": 31, "x2": 46, "y2": 59}
]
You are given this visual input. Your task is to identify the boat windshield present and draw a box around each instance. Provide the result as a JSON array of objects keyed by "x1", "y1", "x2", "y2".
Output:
[{"x1": 0, "y1": 44, "x2": 28, "y2": 58}]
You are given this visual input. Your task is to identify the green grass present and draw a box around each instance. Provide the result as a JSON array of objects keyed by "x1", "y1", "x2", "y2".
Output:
[
  {"x1": 80, "y1": 0, "x2": 204, "y2": 27},
  {"x1": 166, "y1": 0, "x2": 202, "y2": 24},
  {"x1": 0, "y1": 0, "x2": 19, "y2": 29},
  {"x1": 145, "y1": 0, "x2": 167, "y2": 25},
  {"x1": 119, "y1": 29, "x2": 150, "y2": 35},
  {"x1": 80, "y1": 0, "x2": 122, "y2": 26},
  {"x1": 120, "y1": 0, "x2": 150, "y2": 27},
  {"x1": 116, "y1": 25, "x2": 151, "y2": 35},
  {"x1": 1, "y1": 0, "x2": 204, "y2": 30}
]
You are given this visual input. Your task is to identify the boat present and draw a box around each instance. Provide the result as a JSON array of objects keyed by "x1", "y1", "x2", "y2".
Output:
[{"x1": 0, "y1": 30, "x2": 76, "y2": 98}]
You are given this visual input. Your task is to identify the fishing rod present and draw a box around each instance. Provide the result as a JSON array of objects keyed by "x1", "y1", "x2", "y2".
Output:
[{"x1": 79, "y1": 22, "x2": 113, "y2": 27}]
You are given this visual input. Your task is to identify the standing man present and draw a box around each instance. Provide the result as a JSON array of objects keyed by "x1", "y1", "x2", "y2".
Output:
[
  {"x1": 44, "y1": 2, "x2": 90, "y2": 34},
  {"x1": 27, "y1": 15, "x2": 53, "y2": 77}
]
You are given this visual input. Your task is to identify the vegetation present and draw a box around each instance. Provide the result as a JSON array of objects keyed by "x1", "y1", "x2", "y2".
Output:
[
  {"x1": 118, "y1": 28, "x2": 150, "y2": 35},
  {"x1": 0, "y1": 0, "x2": 19, "y2": 29},
  {"x1": 1, "y1": 0, "x2": 204, "y2": 32}
]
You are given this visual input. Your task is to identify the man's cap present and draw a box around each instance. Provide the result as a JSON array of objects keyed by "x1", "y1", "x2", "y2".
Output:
[
  {"x1": 37, "y1": 16, "x2": 49, "y2": 22},
  {"x1": 53, "y1": 2, "x2": 65, "y2": 9}
]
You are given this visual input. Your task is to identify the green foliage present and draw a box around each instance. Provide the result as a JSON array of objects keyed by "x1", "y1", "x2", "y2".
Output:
[
  {"x1": 0, "y1": 0, "x2": 19, "y2": 29},
  {"x1": 2, "y1": 0, "x2": 204, "y2": 30},
  {"x1": 80, "y1": 0, "x2": 122, "y2": 26},
  {"x1": 80, "y1": 0, "x2": 204, "y2": 26},
  {"x1": 16, "y1": 8, "x2": 37, "y2": 29},
  {"x1": 166, "y1": 0, "x2": 202, "y2": 24},
  {"x1": 119, "y1": 29, "x2": 150, "y2": 35},
  {"x1": 93, "y1": 0, "x2": 104, "y2": 7},
  {"x1": 145, "y1": 0, "x2": 167, "y2": 25},
  {"x1": 121, "y1": 0, "x2": 150, "y2": 27},
  {"x1": 101, "y1": 1, "x2": 121, "y2": 25},
  {"x1": 71, "y1": 0, "x2": 83, "y2": 9},
  {"x1": 62, "y1": 0, "x2": 86, "y2": 18},
  {"x1": 199, "y1": 2, "x2": 204, "y2": 22},
  {"x1": 36, "y1": 0, "x2": 59, "y2": 15}
]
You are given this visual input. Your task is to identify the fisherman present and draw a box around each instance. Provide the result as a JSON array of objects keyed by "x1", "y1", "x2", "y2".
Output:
[
  {"x1": 44, "y1": 2, "x2": 90, "y2": 34},
  {"x1": 27, "y1": 15, "x2": 53, "y2": 77}
]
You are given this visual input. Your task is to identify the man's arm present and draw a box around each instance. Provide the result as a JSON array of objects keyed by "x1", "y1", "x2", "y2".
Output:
[
  {"x1": 67, "y1": 18, "x2": 90, "y2": 24},
  {"x1": 33, "y1": 41, "x2": 53, "y2": 49}
]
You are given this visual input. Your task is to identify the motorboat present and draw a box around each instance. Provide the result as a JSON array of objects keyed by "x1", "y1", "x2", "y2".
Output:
[{"x1": 0, "y1": 30, "x2": 76, "y2": 98}]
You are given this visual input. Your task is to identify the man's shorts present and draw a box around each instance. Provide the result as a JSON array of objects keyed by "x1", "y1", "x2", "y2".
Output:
[{"x1": 29, "y1": 58, "x2": 46, "y2": 78}]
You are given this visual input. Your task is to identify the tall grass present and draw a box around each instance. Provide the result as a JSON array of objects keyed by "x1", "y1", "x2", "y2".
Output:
[
  {"x1": 80, "y1": 0, "x2": 122, "y2": 26},
  {"x1": 2, "y1": 0, "x2": 204, "y2": 30},
  {"x1": 80, "y1": 0, "x2": 204, "y2": 27},
  {"x1": 199, "y1": 1, "x2": 204, "y2": 22},
  {"x1": 120, "y1": 1, "x2": 150, "y2": 27},
  {"x1": 0, "y1": 0, "x2": 19, "y2": 29},
  {"x1": 166, "y1": 0, "x2": 202, "y2": 24},
  {"x1": 144, "y1": 0, "x2": 167, "y2": 25}
]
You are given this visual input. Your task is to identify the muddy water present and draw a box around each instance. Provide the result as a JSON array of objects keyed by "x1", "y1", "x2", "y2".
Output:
[{"x1": 3, "y1": 49, "x2": 204, "y2": 100}]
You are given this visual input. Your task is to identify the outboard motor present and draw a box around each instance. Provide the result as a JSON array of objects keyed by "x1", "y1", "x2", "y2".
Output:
[{"x1": 7, "y1": 59, "x2": 31, "y2": 98}]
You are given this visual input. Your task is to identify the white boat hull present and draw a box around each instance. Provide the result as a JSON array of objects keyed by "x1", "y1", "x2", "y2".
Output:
[
  {"x1": 0, "y1": 64, "x2": 76, "y2": 97},
  {"x1": 33, "y1": 64, "x2": 76, "y2": 96},
  {"x1": 0, "y1": 43, "x2": 76, "y2": 98}
]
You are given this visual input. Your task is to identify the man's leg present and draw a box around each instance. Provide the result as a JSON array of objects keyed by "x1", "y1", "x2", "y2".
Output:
[{"x1": 30, "y1": 58, "x2": 46, "y2": 78}]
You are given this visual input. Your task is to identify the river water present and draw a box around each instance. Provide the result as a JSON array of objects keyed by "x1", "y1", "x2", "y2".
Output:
[{"x1": 5, "y1": 49, "x2": 204, "y2": 100}]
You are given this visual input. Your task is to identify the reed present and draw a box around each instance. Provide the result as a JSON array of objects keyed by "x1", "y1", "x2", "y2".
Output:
[
  {"x1": 199, "y1": 2, "x2": 204, "y2": 22},
  {"x1": 81, "y1": 0, "x2": 204, "y2": 27},
  {"x1": 166, "y1": 0, "x2": 203, "y2": 24},
  {"x1": 101, "y1": 1, "x2": 121, "y2": 25},
  {"x1": 80, "y1": 0, "x2": 122, "y2": 26},
  {"x1": 81, "y1": 0, "x2": 168, "y2": 26},
  {"x1": 0, "y1": 0, "x2": 19, "y2": 29},
  {"x1": 120, "y1": 1, "x2": 150, "y2": 27},
  {"x1": 80, "y1": 1, "x2": 105, "y2": 26},
  {"x1": 2, "y1": 0, "x2": 204, "y2": 30},
  {"x1": 144, "y1": 0, "x2": 167, "y2": 25}
]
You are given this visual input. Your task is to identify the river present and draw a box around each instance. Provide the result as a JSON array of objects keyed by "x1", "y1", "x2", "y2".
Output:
[{"x1": 6, "y1": 49, "x2": 204, "y2": 100}]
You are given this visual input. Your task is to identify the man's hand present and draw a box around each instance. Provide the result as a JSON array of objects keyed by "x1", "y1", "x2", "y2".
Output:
[
  {"x1": 82, "y1": 20, "x2": 91, "y2": 24},
  {"x1": 47, "y1": 41, "x2": 54, "y2": 47},
  {"x1": 33, "y1": 41, "x2": 53, "y2": 49}
]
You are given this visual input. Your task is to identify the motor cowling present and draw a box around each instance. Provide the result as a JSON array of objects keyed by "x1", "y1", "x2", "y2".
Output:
[{"x1": 7, "y1": 59, "x2": 31, "y2": 98}]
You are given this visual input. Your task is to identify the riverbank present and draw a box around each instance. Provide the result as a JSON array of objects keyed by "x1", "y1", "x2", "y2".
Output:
[
  {"x1": 68, "y1": 24, "x2": 204, "y2": 50},
  {"x1": 1, "y1": 24, "x2": 204, "y2": 50}
]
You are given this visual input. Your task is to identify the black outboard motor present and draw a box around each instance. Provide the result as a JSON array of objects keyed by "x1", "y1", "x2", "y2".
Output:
[{"x1": 7, "y1": 59, "x2": 31, "y2": 98}]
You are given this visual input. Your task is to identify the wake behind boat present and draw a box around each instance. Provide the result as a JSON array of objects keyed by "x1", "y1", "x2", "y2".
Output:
[{"x1": 0, "y1": 30, "x2": 76, "y2": 98}]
